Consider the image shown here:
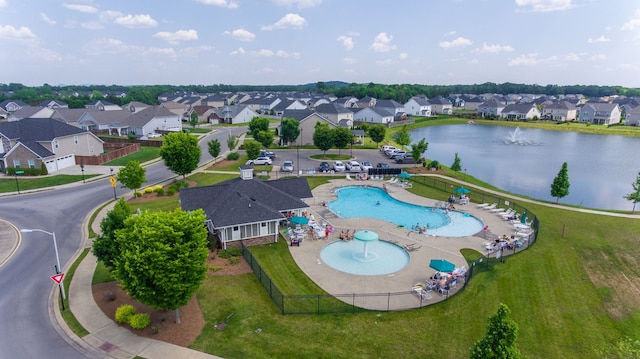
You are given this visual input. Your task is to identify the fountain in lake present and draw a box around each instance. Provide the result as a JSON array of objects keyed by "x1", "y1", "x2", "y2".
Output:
[{"x1": 503, "y1": 127, "x2": 534, "y2": 145}]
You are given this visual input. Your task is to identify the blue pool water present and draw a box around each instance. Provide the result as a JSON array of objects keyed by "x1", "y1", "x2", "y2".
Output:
[
  {"x1": 328, "y1": 186, "x2": 483, "y2": 237},
  {"x1": 320, "y1": 240, "x2": 410, "y2": 276}
]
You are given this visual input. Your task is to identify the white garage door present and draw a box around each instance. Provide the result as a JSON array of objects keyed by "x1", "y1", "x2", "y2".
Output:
[{"x1": 46, "y1": 154, "x2": 75, "y2": 173}]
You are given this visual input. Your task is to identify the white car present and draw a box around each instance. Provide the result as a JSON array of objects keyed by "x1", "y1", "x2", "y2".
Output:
[
  {"x1": 346, "y1": 160, "x2": 362, "y2": 172},
  {"x1": 333, "y1": 161, "x2": 346, "y2": 172},
  {"x1": 361, "y1": 161, "x2": 373, "y2": 172},
  {"x1": 281, "y1": 160, "x2": 294, "y2": 172},
  {"x1": 247, "y1": 156, "x2": 272, "y2": 166}
]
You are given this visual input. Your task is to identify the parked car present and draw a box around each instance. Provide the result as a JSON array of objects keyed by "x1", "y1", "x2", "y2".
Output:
[
  {"x1": 147, "y1": 133, "x2": 161, "y2": 138},
  {"x1": 377, "y1": 162, "x2": 390, "y2": 169},
  {"x1": 247, "y1": 156, "x2": 272, "y2": 165},
  {"x1": 281, "y1": 160, "x2": 294, "y2": 172},
  {"x1": 388, "y1": 150, "x2": 406, "y2": 158},
  {"x1": 260, "y1": 150, "x2": 276, "y2": 159},
  {"x1": 361, "y1": 161, "x2": 373, "y2": 172},
  {"x1": 318, "y1": 161, "x2": 331, "y2": 172},
  {"x1": 381, "y1": 145, "x2": 397, "y2": 154},
  {"x1": 333, "y1": 161, "x2": 346, "y2": 172},
  {"x1": 394, "y1": 153, "x2": 424, "y2": 164},
  {"x1": 345, "y1": 160, "x2": 362, "y2": 172}
]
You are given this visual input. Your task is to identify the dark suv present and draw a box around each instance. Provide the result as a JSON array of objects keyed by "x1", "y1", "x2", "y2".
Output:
[{"x1": 318, "y1": 161, "x2": 331, "y2": 172}]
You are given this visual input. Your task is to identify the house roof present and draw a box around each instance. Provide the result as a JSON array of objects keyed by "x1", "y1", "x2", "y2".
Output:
[
  {"x1": 0, "y1": 118, "x2": 89, "y2": 141},
  {"x1": 179, "y1": 176, "x2": 311, "y2": 228},
  {"x1": 282, "y1": 109, "x2": 315, "y2": 121},
  {"x1": 315, "y1": 102, "x2": 353, "y2": 114},
  {"x1": 502, "y1": 103, "x2": 537, "y2": 114},
  {"x1": 125, "y1": 106, "x2": 179, "y2": 127}
]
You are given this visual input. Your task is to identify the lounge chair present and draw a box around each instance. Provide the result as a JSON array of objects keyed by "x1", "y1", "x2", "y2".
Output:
[
  {"x1": 477, "y1": 203, "x2": 490, "y2": 208},
  {"x1": 490, "y1": 207, "x2": 506, "y2": 213},
  {"x1": 483, "y1": 203, "x2": 497, "y2": 210},
  {"x1": 346, "y1": 173, "x2": 352, "y2": 180},
  {"x1": 386, "y1": 177, "x2": 397, "y2": 183}
]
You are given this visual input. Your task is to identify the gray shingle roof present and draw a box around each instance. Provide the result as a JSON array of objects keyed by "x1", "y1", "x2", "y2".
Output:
[{"x1": 0, "y1": 118, "x2": 88, "y2": 141}]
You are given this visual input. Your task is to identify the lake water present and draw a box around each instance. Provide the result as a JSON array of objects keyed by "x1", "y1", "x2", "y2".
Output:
[{"x1": 410, "y1": 124, "x2": 640, "y2": 210}]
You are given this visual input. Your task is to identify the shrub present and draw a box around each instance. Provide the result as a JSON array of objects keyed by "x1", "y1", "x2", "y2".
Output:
[
  {"x1": 115, "y1": 304, "x2": 136, "y2": 324},
  {"x1": 166, "y1": 188, "x2": 176, "y2": 196},
  {"x1": 154, "y1": 185, "x2": 163, "y2": 192},
  {"x1": 127, "y1": 133, "x2": 137, "y2": 140},
  {"x1": 135, "y1": 191, "x2": 143, "y2": 197},
  {"x1": 210, "y1": 265, "x2": 222, "y2": 272},
  {"x1": 226, "y1": 152, "x2": 240, "y2": 160},
  {"x1": 156, "y1": 188, "x2": 164, "y2": 196},
  {"x1": 144, "y1": 187, "x2": 153, "y2": 193},
  {"x1": 229, "y1": 257, "x2": 240, "y2": 265},
  {"x1": 219, "y1": 247, "x2": 242, "y2": 258},
  {"x1": 129, "y1": 313, "x2": 151, "y2": 329}
]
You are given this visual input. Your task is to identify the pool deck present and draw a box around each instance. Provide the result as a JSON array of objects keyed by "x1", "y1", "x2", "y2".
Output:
[{"x1": 286, "y1": 178, "x2": 520, "y2": 310}]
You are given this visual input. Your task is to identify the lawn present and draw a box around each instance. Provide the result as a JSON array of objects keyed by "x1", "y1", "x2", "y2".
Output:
[
  {"x1": 104, "y1": 146, "x2": 161, "y2": 166},
  {"x1": 0, "y1": 174, "x2": 95, "y2": 193}
]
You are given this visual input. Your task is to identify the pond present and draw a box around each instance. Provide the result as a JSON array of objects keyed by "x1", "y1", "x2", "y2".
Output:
[{"x1": 410, "y1": 124, "x2": 640, "y2": 210}]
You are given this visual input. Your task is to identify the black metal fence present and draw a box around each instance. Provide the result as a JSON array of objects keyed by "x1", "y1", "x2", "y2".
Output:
[{"x1": 242, "y1": 175, "x2": 539, "y2": 314}]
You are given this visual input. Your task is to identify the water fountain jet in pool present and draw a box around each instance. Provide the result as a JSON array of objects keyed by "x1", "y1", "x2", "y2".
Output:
[
  {"x1": 353, "y1": 230, "x2": 379, "y2": 262},
  {"x1": 504, "y1": 127, "x2": 533, "y2": 145}
]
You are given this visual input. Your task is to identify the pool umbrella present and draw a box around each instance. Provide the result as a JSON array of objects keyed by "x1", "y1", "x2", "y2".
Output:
[
  {"x1": 429, "y1": 259, "x2": 455, "y2": 273},
  {"x1": 454, "y1": 187, "x2": 471, "y2": 194},
  {"x1": 354, "y1": 230, "x2": 379, "y2": 259},
  {"x1": 398, "y1": 172, "x2": 411, "y2": 179},
  {"x1": 290, "y1": 216, "x2": 309, "y2": 225},
  {"x1": 520, "y1": 212, "x2": 527, "y2": 224}
]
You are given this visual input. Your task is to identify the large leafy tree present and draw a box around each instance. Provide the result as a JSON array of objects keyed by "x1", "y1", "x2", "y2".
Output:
[
  {"x1": 160, "y1": 131, "x2": 202, "y2": 179},
  {"x1": 470, "y1": 303, "x2": 522, "y2": 359},
  {"x1": 393, "y1": 124, "x2": 412, "y2": 147},
  {"x1": 333, "y1": 127, "x2": 353, "y2": 155},
  {"x1": 117, "y1": 160, "x2": 146, "y2": 196},
  {"x1": 114, "y1": 209, "x2": 209, "y2": 323},
  {"x1": 280, "y1": 117, "x2": 300, "y2": 146},
  {"x1": 623, "y1": 171, "x2": 640, "y2": 211},
  {"x1": 243, "y1": 139, "x2": 262, "y2": 160},
  {"x1": 313, "y1": 122, "x2": 334, "y2": 154},
  {"x1": 368, "y1": 125, "x2": 386, "y2": 147},
  {"x1": 410, "y1": 138, "x2": 428, "y2": 164},
  {"x1": 207, "y1": 138, "x2": 221, "y2": 164},
  {"x1": 92, "y1": 198, "x2": 131, "y2": 269},
  {"x1": 248, "y1": 117, "x2": 270, "y2": 137},
  {"x1": 451, "y1": 152, "x2": 462, "y2": 172},
  {"x1": 550, "y1": 162, "x2": 570, "y2": 203},
  {"x1": 254, "y1": 130, "x2": 274, "y2": 149}
]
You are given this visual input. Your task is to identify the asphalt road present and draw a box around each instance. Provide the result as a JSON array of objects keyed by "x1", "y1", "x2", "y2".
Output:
[{"x1": 0, "y1": 127, "x2": 244, "y2": 358}]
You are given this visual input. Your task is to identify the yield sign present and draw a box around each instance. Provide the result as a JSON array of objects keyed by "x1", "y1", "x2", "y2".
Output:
[{"x1": 51, "y1": 273, "x2": 64, "y2": 284}]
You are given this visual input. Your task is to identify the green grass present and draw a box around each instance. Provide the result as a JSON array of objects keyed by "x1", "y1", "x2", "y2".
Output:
[
  {"x1": 105, "y1": 146, "x2": 161, "y2": 166},
  {"x1": 92, "y1": 260, "x2": 115, "y2": 284},
  {"x1": 0, "y1": 174, "x2": 97, "y2": 193},
  {"x1": 61, "y1": 248, "x2": 90, "y2": 337},
  {"x1": 309, "y1": 153, "x2": 352, "y2": 160},
  {"x1": 185, "y1": 128, "x2": 212, "y2": 134}
]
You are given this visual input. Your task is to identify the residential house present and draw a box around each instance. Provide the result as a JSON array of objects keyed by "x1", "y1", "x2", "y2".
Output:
[
  {"x1": 461, "y1": 95, "x2": 483, "y2": 111},
  {"x1": 212, "y1": 105, "x2": 259, "y2": 125},
  {"x1": 124, "y1": 106, "x2": 183, "y2": 137},
  {"x1": 84, "y1": 100, "x2": 122, "y2": 111},
  {"x1": 335, "y1": 96, "x2": 359, "y2": 109},
  {"x1": 38, "y1": 99, "x2": 69, "y2": 109},
  {"x1": 121, "y1": 101, "x2": 151, "y2": 113},
  {"x1": 50, "y1": 108, "x2": 92, "y2": 127},
  {"x1": 541, "y1": 100, "x2": 577, "y2": 122},
  {"x1": 314, "y1": 103, "x2": 353, "y2": 127},
  {"x1": 404, "y1": 96, "x2": 432, "y2": 116},
  {"x1": 307, "y1": 96, "x2": 332, "y2": 109},
  {"x1": 77, "y1": 109, "x2": 134, "y2": 135},
  {"x1": 179, "y1": 167, "x2": 312, "y2": 249},
  {"x1": 281, "y1": 109, "x2": 336, "y2": 145},
  {"x1": 7, "y1": 106, "x2": 56, "y2": 121},
  {"x1": 624, "y1": 105, "x2": 640, "y2": 126},
  {"x1": 0, "y1": 118, "x2": 104, "y2": 173},
  {"x1": 579, "y1": 103, "x2": 621, "y2": 125},
  {"x1": 429, "y1": 96, "x2": 453, "y2": 115},
  {"x1": 353, "y1": 107, "x2": 394, "y2": 125},
  {"x1": 202, "y1": 93, "x2": 231, "y2": 108},
  {"x1": 191, "y1": 105, "x2": 218, "y2": 123},
  {"x1": 357, "y1": 96, "x2": 377, "y2": 108},
  {"x1": 373, "y1": 99, "x2": 405, "y2": 117},
  {"x1": 0, "y1": 99, "x2": 28, "y2": 114},
  {"x1": 476, "y1": 98, "x2": 506, "y2": 118},
  {"x1": 272, "y1": 99, "x2": 307, "y2": 117},
  {"x1": 500, "y1": 103, "x2": 541, "y2": 121},
  {"x1": 160, "y1": 100, "x2": 190, "y2": 120}
]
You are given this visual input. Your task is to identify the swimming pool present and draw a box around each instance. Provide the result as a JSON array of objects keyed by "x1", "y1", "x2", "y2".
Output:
[
  {"x1": 328, "y1": 186, "x2": 483, "y2": 237},
  {"x1": 320, "y1": 240, "x2": 410, "y2": 276}
]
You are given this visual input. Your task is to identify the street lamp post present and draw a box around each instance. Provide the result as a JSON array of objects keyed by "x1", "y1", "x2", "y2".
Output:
[
  {"x1": 20, "y1": 228, "x2": 67, "y2": 308},
  {"x1": 80, "y1": 163, "x2": 85, "y2": 183}
]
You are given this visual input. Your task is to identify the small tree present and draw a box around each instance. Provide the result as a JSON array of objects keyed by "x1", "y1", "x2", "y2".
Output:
[
  {"x1": 550, "y1": 162, "x2": 570, "y2": 203},
  {"x1": 243, "y1": 139, "x2": 262, "y2": 160},
  {"x1": 117, "y1": 160, "x2": 146, "y2": 196},
  {"x1": 470, "y1": 303, "x2": 522, "y2": 359},
  {"x1": 368, "y1": 125, "x2": 386, "y2": 148},
  {"x1": 393, "y1": 124, "x2": 412, "y2": 147},
  {"x1": 92, "y1": 198, "x2": 131, "y2": 269},
  {"x1": 313, "y1": 122, "x2": 334, "y2": 154},
  {"x1": 189, "y1": 111, "x2": 198, "y2": 128},
  {"x1": 248, "y1": 117, "x2": 269, "y2": 137},
  {"x1": 160, "y1": 131, "x2": 201, "y2": 179},
  {"x1": 623, "y1": 171, "x2": 640, "y2": 211},
  {"x1": 280, "y1": 117, "x2": 300, "y2": 146},
  {"x1": 227, "y1": 134, "x2": 238, "y2": 151},
  {"x1": 114, "y1": 209, "x2": 209, "y2": 324},
  {"x1": 255, "y1": 130, "x2": 274, "y2": 149},
  {"x1": 207, "y1": 138, "x2": 221, "y2": 164},
  {"x1": 410, "y1": 138, "x2": 428, "y2": 164},
  {"x1": 451, "y1": 152, "x2": 462, "y2": 172},
  {"x1": 333, "y1": 127, "x2": 353, "y2": 155}
]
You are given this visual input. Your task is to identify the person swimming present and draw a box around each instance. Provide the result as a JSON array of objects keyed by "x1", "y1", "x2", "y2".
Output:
[{"x1": 376, "y1": 200, "x2": 381, "y2": 205}]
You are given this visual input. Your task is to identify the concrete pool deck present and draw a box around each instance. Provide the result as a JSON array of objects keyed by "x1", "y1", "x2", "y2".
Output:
[{"x1": 286, "y1": 178, "x2": 520, "y2": 310}]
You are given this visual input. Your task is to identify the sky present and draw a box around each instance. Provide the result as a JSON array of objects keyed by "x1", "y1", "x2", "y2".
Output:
[{"x1": 1, "y1": 0, "x2": 639, "y2": 88}]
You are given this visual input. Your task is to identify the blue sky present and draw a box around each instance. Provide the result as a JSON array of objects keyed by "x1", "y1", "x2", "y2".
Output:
[{"x1": 1, "y1": 0, "x2": 639, "y2": 87}]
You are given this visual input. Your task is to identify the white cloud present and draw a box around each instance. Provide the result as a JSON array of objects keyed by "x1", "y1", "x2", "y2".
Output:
[
  {"x1": 343, "y1": 57, "x2": 356, "y2": 65},
  {"x1": 563, "y1": 52, "x2": 581, "y2": 61},
  {"x1": 515, "y1": 0, "x2": 574, "y2": 12},
  {"x1": 40, "y1": 13, "x2": 57, "y2": 26},
  {"x1": 224, "y1": 28, "x2": 256, "y2": 42},
  {"x1": 439, "y1": 37, "x2": 472, "y2": 49},
  {"x1": 154, "y1": 29, "x2": 199, "y2": 44},
  {"x1": 26, "y1": 47, "x2": 64, "y2": 62},
  {"x1": 0, "y1": 24, "x2": 37, "y2": 41},
  {"x1": 621, "y1": 10, "x2": 640, "y2": 31},
  {"x1": 63, "y1": 3, "x2": 99, "y2": 13},
  {"x1": 81, "y1": 22, "x2": 103, "y2": 30},
  {"x1": 476, "y1": 42, "x2": 514, "y2": 53},
  {"x1": 588, "y1": 35, "x2": 610, "y2": 43},
  {"x1": 261, "y1": 13, "x2": 307, "y2": 30},
  {"x1": 229, "y1": 47, "x2": 300, "y2": 58},
  {"x1": 370, "y1": 32, "x2": 396, "y2": 53},
  {"x1": 337, "y1": 35, "x2": 354, "y2": 50},
  {"x1": 398, "y1": 52, "x2": 408, "y2": 60},
  {"x1": 376, "y1": 59, "x2": 393, "y2": 65},
  {"x1": 276, "y1": 49, "x2": 301, "y2": 58},
  {"x1": 444, "y1": 31, "x2": 457, "y2": 37},
  {"x1": 507, "y1": 53, "x2": 558, "y2": 66},
  {"x1": 589, "y1": 53, "x2": 607, "y2": 61},
  {"x1": 99, "y1": 10, "x2": 123, "y2": 21},
  {"x1": 0, "y1": 0, "x2": 6, "y2": 7},
  {"x1": 144, "y1": 47, "x2": 177, "y2": 59},
  {"x1": 230, "y1": 47, "x2": 246, "y2": 56},
  {"x1": 195, "y1": 0, "x2": 239, "y2": 9},
  {"x1": 83, "y1": 38, "x2": 130, "y2": 55},
  {"x1": 114, "y1": 14, "x2": 158, "y2": 28},
  {"x1": 270, "y1": 0, "x2": 322, "y2": 8}
]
